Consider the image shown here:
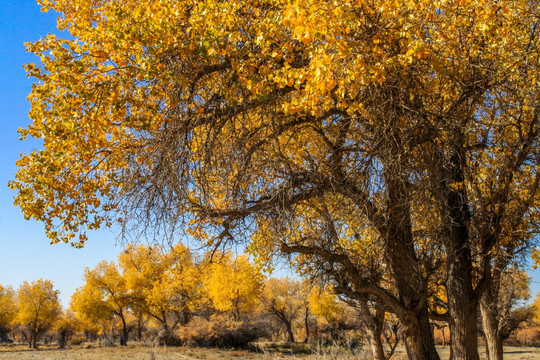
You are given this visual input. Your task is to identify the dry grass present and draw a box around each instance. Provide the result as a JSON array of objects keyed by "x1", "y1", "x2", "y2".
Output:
[{"x1": 0, "y1": 344, "x2": 539, "y2": 360}]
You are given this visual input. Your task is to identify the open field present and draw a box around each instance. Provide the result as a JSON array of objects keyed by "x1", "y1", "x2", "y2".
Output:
[{"x1": 1, "y1": 344, "x2": 540, "y2": 360}]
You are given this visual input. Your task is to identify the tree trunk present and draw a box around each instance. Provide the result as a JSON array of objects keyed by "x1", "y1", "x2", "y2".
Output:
[
  {"x1": 368, "y1": 334, "x2": 385, "y2": 360},
  {"x1": 443, "y1": 148, "x2": 480, "y2": 360},
  {"x1": 285, "y1": 320, "x2": 295, "y2": 343},
  {"x1": 358, "y1": 298, "x2": 385, "y2": 360},
  {"x1": 364, "y1": 321, "x2": 385, "y2": 360},
  {"x1": 480, "y1": 293, "x2": 503, "y2": 360},
  {"x1": 402, "y1": 308, "x2": 440, "y2": 360},
  {"x1": 446, "y1": 241, "x2": 479, "y2": 360},
  {"x1": 384, "y1": 171, "x2": 440, "y2": 360},
  {"x1": 303, "y1": 307, "x2": 310, "y2": 343},
  {"x1": 120, "y1": 315, "x2": 128, "y2": 346}
]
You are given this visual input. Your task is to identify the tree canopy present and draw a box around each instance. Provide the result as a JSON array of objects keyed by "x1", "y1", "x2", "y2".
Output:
[
  {"x1": 15, "y1": 279, "x2": 62, "y2": 348},
  {"x1": 12, "y1": 1, "x2": 540, "y2": 359}
]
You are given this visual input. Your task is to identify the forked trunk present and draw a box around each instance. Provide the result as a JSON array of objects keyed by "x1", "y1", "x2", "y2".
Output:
[{"x1": 383, "y1": 165, "x2": 440, "y2": 360}]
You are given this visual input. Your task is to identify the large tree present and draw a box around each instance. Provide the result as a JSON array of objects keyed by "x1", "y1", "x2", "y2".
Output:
[{"x1": 12, "y1": 0, "x2": 540, "y2": 359}]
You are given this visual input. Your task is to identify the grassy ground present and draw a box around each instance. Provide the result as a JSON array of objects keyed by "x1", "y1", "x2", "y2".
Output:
[{"x1": 0, "y1": 344, "x2": 539, "y2": 360}]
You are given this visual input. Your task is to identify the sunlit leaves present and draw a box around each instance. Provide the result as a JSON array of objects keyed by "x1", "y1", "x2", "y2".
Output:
[
  {"x1": 203, "y1": 252, "x2": 263, "y2": 319},
  {"x1": 15, "y1": 279, "x2": 62, "y2": 347},
  {"x1": 0, "y1": 285, "x2": 17, "y2": 336}
]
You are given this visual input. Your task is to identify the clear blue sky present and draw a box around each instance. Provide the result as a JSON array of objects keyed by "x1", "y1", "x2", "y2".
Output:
[
  {"x1": 0, "y1": 0, "x2": 539, "y2": 308},
  {"x1": 0, "y1": 0, "x2": 122, "y2": 307}
]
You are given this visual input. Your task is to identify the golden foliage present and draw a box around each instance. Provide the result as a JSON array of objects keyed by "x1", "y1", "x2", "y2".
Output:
[
  {"x1": 15, "y1": 279, "x2": 62, "y2": 347},
  {"x1": 0, "y1": 285, "x2": 17, "y2": 332},
  {"x1": 203, "y1": 252, "x2": 263, "y2": 319}
]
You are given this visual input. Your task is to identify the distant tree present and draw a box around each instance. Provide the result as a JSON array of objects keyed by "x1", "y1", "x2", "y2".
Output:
[
  {"x1": 119, "y1": 243, "x2": 200, "y2": 332},
  {"x1": 203, "y1": 253, "x2": 262, "y2": 321},
  {"x1": 260, "y1": 277, "x2": 306, "y2": 342},
  {"x1": 308, "y1": 286, "x2": 352, "y2": 340},
  {"x1": 532, "y1": 292, "x2": 540, "y2": 324},
  {"x1": 480, "y1": 268, "x2": 531, "y2": 360},
  {"x1": 15, "y1": 279, "x2": 61, "y2": 348},
  {"x1": 54, "y1": 310, "x2": 79, "y2": 349},
  {"x1": 0, "y1": 284, "x2": 17, "y2": 340},
  {"x1": 70, "y1": 261, "x2": 132, "y2": 345}
]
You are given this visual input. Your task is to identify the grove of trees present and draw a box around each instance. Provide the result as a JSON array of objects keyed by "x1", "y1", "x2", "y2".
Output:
[
  {"x1": 0, "y1": 245, "x2": 539, "y2": 356},
  {"x1": 9, "y1": 0, "x2": 540, "y2": 359}
]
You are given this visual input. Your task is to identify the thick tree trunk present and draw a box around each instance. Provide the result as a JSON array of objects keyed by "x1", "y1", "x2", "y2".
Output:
[
  {"x1": 358, "y1": 299, "x2": 385, "y2": 360},
  {"x1": 402, "y1": 308, "x2": 440, "y2": 360},
  {"x1": 382, "y1": 169, "x2": 439, "y2": 360},
  {"x1": 31, "y1": 333, "x2": 38, "y2": 349},
  {"x1": 384, "y1": 172, "x2": 440, "y2": 360},
  {"x1": 364, "y1": 322, "x2": 385, "y2": 360},
  {"x1": 368, "y1": 333, "x2": 386, "y2": 360},
  {"x1": 358, "y1": 298, "x2": 386, "y2": 360},
  {"x1": 446, "y1": 238, "x2": 479, "y2": 360},
  {"x1": 480, "y1": 293, "x2": 503, "y2": 360},
  {"x1": 446, "y1": 290, "x2": 478, "y2": 360},
  {"x1": 443, "y1": 147, "x2": 479, "y2": 360}
]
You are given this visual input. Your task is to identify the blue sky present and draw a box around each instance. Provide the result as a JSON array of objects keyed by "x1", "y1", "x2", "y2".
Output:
[
  {"x1": 0, "y1": 0, "x2": 539, "y2": 308},
  {"x1": 0, "y1": 0, "x2": 122, "y2": 307}
]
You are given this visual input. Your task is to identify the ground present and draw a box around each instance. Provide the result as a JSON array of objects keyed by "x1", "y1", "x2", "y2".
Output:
[{"x1": 0, "y1": 344, "x2": 539, "y2": 360}]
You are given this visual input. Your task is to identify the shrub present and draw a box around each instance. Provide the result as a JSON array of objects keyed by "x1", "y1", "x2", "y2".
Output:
[
  {"x1": 70, "y1": 335, "x2": 86, "y2": 346},
  {"x1": 155, "y1": 329, "x2": 183, "y2": 346},
  {"x1": 178, "y1": 315, "x2": 268, "y2": 348},
  {"x1": 506, "y1": 326, "x2": 540, "y2": 347}
]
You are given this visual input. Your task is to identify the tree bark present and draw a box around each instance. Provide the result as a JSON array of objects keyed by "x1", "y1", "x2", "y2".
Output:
[
  {"x1": 401, "y1": 308, "x2": 440, "y2": 360},
  {"x1": 364, "y1": 319, "x2": 385, "y2": 359},
  {"x1": 384, "y1": 166, "x2": 440, "y2": 360},
  {"x1": 119, "y1": 315, "x2": 129, "y2": 346},
  {"x1": 357, "y1": 298, "x2": 387, "y2": 360},
  {"x1": 285, "y1": 320, "x2": 295, "y2": 343},
  {"x1": 441, "y1": 146, "x2": 480, "y2": 360},
  {"x1": 480, "y1": 292, "x2": 504, "y2": 360}
]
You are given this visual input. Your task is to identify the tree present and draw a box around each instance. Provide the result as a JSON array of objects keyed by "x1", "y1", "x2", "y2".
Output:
[
  {"x1": 0, "y1": 284, "x2": 17, "y2": 340},
  {"x1": 203, "y1": 253, "x2": 262, "y2": 321},
  {"x1": 70, "y1": 261, "x2": 132, "y2": 345},
  {"x1": 54, "y1": 310, "x2": 79, "y2": 349},
  {"x1": 260, "y1": 277, "x2": 305, "y2": 342},
  {"x1": 532, "y1": 292, "x2": 540, "y2": 323},
  {"x1": 308, "y1": 285, "x2": 357, "y2": 341},
  {"x1": 13, "y1": 1, "x2": 540, "y2": 359},
  {"x1": 480, "y1": 268, "x2": 531, "y2": 360},
  {"x1": 118, "y1": 243, "x2": 200, "y2": 332},
  {"x1": 14, "y1": 279, "x2": 61, "y2": 348}
]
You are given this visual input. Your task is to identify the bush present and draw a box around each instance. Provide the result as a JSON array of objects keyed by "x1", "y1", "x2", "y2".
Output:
[
  {"x1": 506, "y1": 326, "x2": 540, "y2": 347},
  {"x1": 70, "y1": 335, "x2": 86, "y2": 346},
  {"x1": 178, "y1": 315, "x2": 268, "y2": 348},
  {"x1": 155, "y1": 329, "x2": 183, "y2": 346}
]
